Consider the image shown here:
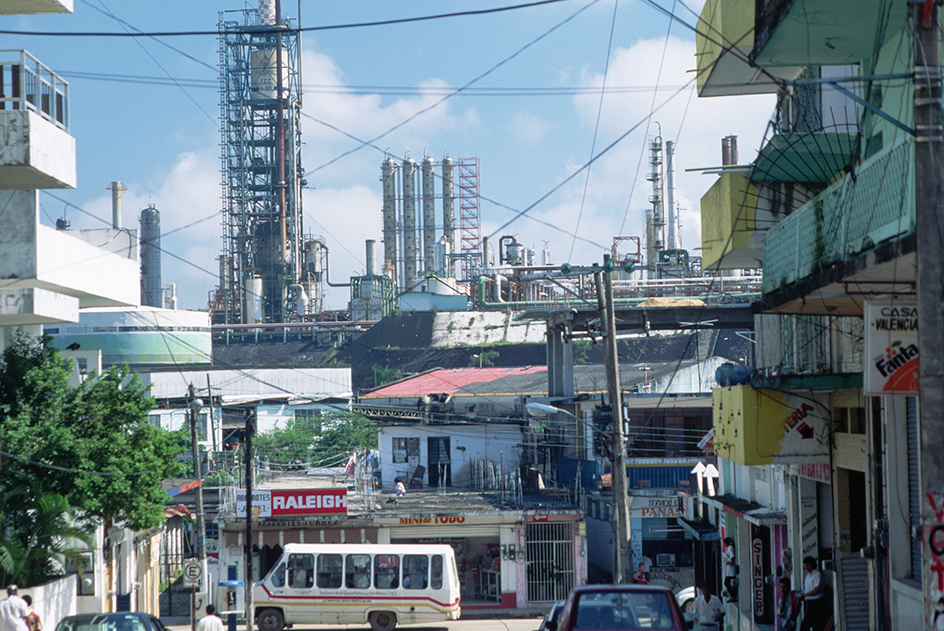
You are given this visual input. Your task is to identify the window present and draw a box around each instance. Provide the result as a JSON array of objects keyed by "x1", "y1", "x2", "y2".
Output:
[
  {"x1": 270, "y1": 562, "x2": 286, "y2": 587},
  {"x1": 403, "y1": 555, "x2": 428, "y2": 590},
  {"x1": 393, "y1": 437, "x2": 420, "y2": 464},
  {"x1": 431, "y1": 555, "x2": 443, "y2": 589},
  {"x1": 345, "y1": 554, "x2": 371, "y2": 589},
  {"x1": 294, "y1": 409, "x2": 323, "y2": 434},
  {"x1": 317, "y1": 554, "x2": 343, "y2": 589},
  {"x1": 374, "y1": 554, "x2": 400, "y2": 589},
  {"x1": 288, "y1": 554, "x2": 313, "y2": 589},
  {"x1": 75, "y1": 551, "x2": 94, "y2": 596}
]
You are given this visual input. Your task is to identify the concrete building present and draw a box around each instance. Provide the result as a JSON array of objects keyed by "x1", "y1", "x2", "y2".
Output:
[{"x1": 694, "y1": 0, "x2": 927, "y2": 628}]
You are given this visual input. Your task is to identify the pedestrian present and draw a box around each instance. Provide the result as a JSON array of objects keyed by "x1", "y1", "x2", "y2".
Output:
[
  {"x1": 722, "y1": 537, "x2": 737, "y2": 600},
  {"x1": 19, "y1": 597, "x2": 40, "y2": 631},
  {"x1": 778, "y1": 578, "x2": 799, "y2": 631},
  {"x1": 633, "y1": 562, "x2": 648, "y2": 585},
  {"x1": 196, "y1": 605, "x2": 224, "y2": 631},
  {"x1": 693, "y1": 583, "x2": 724, "y2": 631},
  {"x1": 0, "y1": 585, "x2": 30, "y2": 631},
  {"x1": 798, "y1": 556, "x2": 828, "y2": 631},
  {"x1": 396, "y1": 480, "x2": 406, "y2": 497}
]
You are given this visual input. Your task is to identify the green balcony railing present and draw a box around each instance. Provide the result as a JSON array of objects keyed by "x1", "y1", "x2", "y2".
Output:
[{"x1": 762, "y1": 138, "x2": 914, "y2": 293}]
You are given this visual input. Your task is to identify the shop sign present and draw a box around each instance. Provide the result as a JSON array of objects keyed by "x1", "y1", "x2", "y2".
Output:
[
  {"x1": 751, "y1": 537, "x2": 764, "y2": 616},
  {"x1": 236, "y1": 488, "x2": 348, "y2": 518},
  {"x1": 633, "y1": 496, "x2": 681, "y2": 518},
  {"x1": 864, "y1": 300, "x2": 919, "y2": 395},
  {"x1": 398, "y1": 516, "x2": 466, "y2": 525},
  {"x1": 798, "y1": 463, "x2": 831, "y2": 482}
]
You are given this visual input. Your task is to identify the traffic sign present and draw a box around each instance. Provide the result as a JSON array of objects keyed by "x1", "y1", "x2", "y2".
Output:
[{"x1": 183, "y1": 560, "x2": 203, "y2": 587}]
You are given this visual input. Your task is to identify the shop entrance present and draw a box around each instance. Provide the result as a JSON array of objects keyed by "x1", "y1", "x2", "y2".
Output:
[{"x1": 526, "y1": 522, "x2": 575, "y2": 603}]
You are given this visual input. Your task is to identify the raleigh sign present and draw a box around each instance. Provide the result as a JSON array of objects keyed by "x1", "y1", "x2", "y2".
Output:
[{"x1": 236, "y1": 488, "x2": 348, "y2": 518}]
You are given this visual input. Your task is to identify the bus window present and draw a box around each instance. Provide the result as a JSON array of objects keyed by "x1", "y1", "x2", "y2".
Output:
[
  {"x1": 270, "y1": 562, "x2": 286, "y2": 588},
  {"x1": 403, "y1": 555, "x2": 428, "y2": 590},
  {"x1": 288, "y1": 554, "x2": 313, "y2": 589},
  {"x1": 374, "y1": 555, "x2": 400, "y2": 590},
  {"x1": 317, "y1": 554, "x2": 343, "y2": 589},
  {"x1": 431, "y1": 555, "x2": 443, "y2": 589},
  {"x1": 345, "y1": 554, "x2": 371, "y2": 589}
]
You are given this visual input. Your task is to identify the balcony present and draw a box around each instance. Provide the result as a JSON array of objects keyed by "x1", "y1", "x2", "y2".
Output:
[
  {"x1": 753, "y1": 0, "x2": 907, "y2": 67},
  {"x1": 699, "y1": 171, "x2": 763, "y2": 270},
  {"x1": 712, "y1": 385, "x2": 829, "y2": 466},
  {"x1": 696, "y1": 0, "x2": 800, "y2": 97},
  {"x1": 761, "y1": 138, "x2": 915, "y2": 314},
  {"x1": 0, "y1": 50, "x2": 75, "y2": 190}
]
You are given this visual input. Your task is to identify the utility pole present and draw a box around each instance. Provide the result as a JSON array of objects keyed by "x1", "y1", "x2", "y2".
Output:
[
  {"x1": 188, "y1": 384, "x2": 207, "y2": 612},
  {"x1": 595, "y1": 255, "x2": 632, "y2": 583},
  {"x1": 914, "y1": 0, "x2": 944, "y2": 623},
  {"x1": 245, "y1": 409, "x2": 255, "y2": 630}
]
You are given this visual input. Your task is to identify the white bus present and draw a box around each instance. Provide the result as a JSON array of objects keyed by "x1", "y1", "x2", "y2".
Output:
[{"x1": 253, "y1": 543, "x2": 461, "y2": 631}]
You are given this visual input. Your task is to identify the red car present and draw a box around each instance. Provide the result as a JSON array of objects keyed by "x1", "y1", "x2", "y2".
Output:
[{"x1": 546, "y1": 584, "x2": 692, "y2": 631}]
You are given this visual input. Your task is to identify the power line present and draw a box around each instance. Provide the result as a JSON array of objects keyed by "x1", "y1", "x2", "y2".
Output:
[{"x1": 0, "y1": 0, "x2": 574, "y2": 37}]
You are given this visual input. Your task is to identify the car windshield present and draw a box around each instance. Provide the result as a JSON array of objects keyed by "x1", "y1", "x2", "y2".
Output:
[
  {"x1": 573, "y1": 591, "x2": 675, "y2": 630},
  {"x1": 56, "y1": 615, "x2": 150, "y2": 631}
]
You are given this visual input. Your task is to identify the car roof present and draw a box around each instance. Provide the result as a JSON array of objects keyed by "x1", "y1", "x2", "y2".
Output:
[
  {"x1": 57, "y1": 614, "x2": 151, "y2": 623},
  {"x1": 571, "y1": 584, "x2": 674, "y2": 595}
]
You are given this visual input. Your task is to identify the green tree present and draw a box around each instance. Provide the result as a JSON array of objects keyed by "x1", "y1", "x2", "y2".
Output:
[
  {"x1": 0, "y1": 333, "x2": 184, "y2": 585},
  {"x1": 255, "y1": 410, "x2": 376, "y2": 467},
  {"x1": 468, "y1": 349, "x2": 499, "y2": 367},
  {"x1": 365, "y1": 364, "x2": 402, "y2": 388}
]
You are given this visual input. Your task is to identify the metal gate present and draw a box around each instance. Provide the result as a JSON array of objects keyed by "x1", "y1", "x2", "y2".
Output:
[
  {"x1": 159, "y1": 550, "x2": 192, "y2": 617},
  {"x1": 836, "y1": 550, "x2": 870, "y2": 630},
  {"x1": 526, "y1": 522, "x2": 575, "y2": 603}
]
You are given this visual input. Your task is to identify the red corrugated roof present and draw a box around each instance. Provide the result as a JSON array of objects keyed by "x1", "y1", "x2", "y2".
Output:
[{"x1": 363, "y1": 366, "x2": 546, "y2": 397}]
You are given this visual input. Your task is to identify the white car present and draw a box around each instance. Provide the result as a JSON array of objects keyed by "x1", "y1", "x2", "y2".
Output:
[{"x1": 674, "y1": 586, "x2": 696, "y2": 614}]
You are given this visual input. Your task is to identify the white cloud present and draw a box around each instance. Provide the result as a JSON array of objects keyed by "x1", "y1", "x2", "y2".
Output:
[{"x1": 506, "y1": 112, "x2": 551, "y2": 145}]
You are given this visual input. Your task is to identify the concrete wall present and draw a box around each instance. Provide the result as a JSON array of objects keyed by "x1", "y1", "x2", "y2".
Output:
[{"x1": 21, "y1": 574, "x2": 78, "y2": 631}]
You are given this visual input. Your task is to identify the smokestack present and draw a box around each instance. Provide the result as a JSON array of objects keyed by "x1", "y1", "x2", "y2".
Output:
[
  {"x1": 722, "y1": 135, "x2": 738, "y2": 166},
  {"x1": 140, "y1": 205, "x2": 162, "y2": 308},
  {"x1": 108, "y1": 181, "x2": 126, "y2": 229},
  {"x1": 366, "y1": 239, "x2": 377, "y2": 276},
  {"x1": 259, "y1": 0, "x2": 275, "y2": 25},
  {"x1": 665, "y1": 140, "x2": 677, "y2": 251}
]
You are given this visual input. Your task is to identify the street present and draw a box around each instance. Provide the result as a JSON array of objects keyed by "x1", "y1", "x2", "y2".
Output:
[{"x1": 167, "y1": 619, "x2": 544, "y2": 631}]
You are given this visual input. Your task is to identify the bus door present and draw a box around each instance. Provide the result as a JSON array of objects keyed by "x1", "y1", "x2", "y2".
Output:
[{"x1": 315, "y1": 553, "x2": 344, "y2": 624}]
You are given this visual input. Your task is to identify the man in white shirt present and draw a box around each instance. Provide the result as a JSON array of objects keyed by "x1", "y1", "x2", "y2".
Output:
[
  {"x1": 798, "y1": 556, "x2": 828, "y2": 631},
  {"x1": 722, "y1": 537, "x2": 737, "y2": 600},
  {"x1": 0, "y1": 585, "x2": 30, "y2": 631},
  {"x1": 693, "y1": 583, "x2": 724, "y2": 631},
  {"x1": 196, "y1": 605, "x2": 224, "y2": 631}
]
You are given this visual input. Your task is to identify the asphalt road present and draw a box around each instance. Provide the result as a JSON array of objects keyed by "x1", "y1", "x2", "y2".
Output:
[{"x1": 168, "y1": 619, "x2": 544, "y2": 631}]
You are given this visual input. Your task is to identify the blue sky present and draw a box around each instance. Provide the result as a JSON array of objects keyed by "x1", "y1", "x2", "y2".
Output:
[{"x1": 4, "y1": 0, "x2": 776, "y2": 311}]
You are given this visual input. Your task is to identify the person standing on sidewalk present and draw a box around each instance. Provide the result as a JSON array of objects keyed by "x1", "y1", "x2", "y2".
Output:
[
  {"x1": 0, "y1": 586, "x2": 30, "y2": 631},
  {"x1": 694, "y1": 583, "x2": 724, "y2": 631},
  {"x1": 196, "y1": 605, "x2": 224, "y2": 631}
]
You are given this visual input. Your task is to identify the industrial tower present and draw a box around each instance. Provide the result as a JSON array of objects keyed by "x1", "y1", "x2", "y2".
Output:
[{"x1": 214, "y1": 2, "x2": 322, "y2": 324}]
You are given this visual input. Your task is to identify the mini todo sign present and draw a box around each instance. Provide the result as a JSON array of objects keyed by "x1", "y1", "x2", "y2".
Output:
[{"x1": 183, "y1": 560, "x2": 202, "y2": 587}]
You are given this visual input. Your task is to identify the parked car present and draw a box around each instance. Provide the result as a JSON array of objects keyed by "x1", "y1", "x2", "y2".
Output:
[
  {"x1": 54, "y1": 613, "x2": 170, "y2": 631},
  {"x1": 548, "y1": 584, "x2": 691, "y2": 631},
  {"x1": 538, "y1": 600, "x2": 566, "y2": 631},
  {"x1": 674, "y1": 586, "x2": 696, "y2": 614}
]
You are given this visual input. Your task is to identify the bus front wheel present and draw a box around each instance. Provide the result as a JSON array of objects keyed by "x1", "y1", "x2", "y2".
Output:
[
  {"x1": 257, "y1": 608, "x2": 285, "y2": 631},
  {"x1": 369, "y1": 611, "x2": 397, "y2": 631}
]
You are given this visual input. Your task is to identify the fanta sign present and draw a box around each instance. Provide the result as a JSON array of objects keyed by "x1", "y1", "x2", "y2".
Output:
[{"x1": 865, "y1": 300, "x2": 919, "y2": 395}]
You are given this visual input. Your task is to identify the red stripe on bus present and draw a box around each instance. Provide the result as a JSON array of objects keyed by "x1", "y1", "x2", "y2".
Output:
[{"x1": 258, "y1": 584, "x2": 459, "y2": 609}]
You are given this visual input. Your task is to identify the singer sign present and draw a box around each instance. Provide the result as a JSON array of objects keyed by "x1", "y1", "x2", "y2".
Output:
[{"x1": 236, "y1": 488, "x2": 348, "y2": 518}]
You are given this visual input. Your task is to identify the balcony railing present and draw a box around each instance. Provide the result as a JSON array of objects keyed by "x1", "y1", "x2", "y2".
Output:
[
  {"x1": 762, "y1": 138, "x2": 914, "y2": 293},
  {"x1": 0, "y1": 50, "x2": 69, "y2": 132}
]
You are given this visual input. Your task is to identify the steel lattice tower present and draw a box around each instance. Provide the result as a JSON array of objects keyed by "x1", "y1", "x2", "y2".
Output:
[{"x1": 215, "y1": 7, "x2": 318, "y2": 324}]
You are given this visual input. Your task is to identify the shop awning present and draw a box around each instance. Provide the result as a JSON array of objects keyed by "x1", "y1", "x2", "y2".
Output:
[
  {"x1": 701, "y1": 494, "x2": 786, "y2": 526},
  {"x1": 677, "y1": 516, "x2": 720, "y2": 541}
]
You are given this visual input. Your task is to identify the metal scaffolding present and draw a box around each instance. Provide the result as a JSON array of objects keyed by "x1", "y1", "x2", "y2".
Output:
[
  {"x1": 457, "y1": 158, "x2": 482, "y2": 277},
  {"x1": 215, "y1": 8, "x2": 320, "y2": 324}
]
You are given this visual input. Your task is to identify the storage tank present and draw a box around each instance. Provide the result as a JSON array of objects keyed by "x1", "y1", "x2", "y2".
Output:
[
  {"x1": 303, "y1": 239, "x2": 324, "y2": 314},
  {"x1": 366, "y1": 239, "x2": 377, "y2": 276},
  {"x1": 402, "y1": 158, "x2": 418, "y2": 287},
  {"x1": 381, "y1": 158, "x2": 398, "y2": 285},
  {"x1": 442, "y1": 156, "x2": 455, "y2": 276},
  {"x1": 139, "y1": 205, "x2": 162, "y2": 308},
  {"x1": 250, "y1": 45, "x2": 288, "y2": 100},
  {"x1": 422, "y1": 156, "x2": 436, "y2": 273},
  {"x1": 245, "y1": 276, "x2": 264, "y2": 324}
]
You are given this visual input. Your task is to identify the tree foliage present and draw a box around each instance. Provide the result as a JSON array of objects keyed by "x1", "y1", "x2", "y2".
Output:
[
  {"x1": 0, "y1": 333, "x2": 184, "y2": 586},
  {"x1": 255, "y1": 409, "x2": 376, "y2": 466}
]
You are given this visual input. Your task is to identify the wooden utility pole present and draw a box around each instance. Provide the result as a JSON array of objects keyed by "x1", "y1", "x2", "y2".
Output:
[
  {"x1": 188, "y1": 385, "x2": 207, "y2": 580},
  {"x1": 914, "y1": 0, "x2": 944, "y2": 623},
  {"x1": 596, "y1": 255, "x2": 632, "y2": 582}
]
